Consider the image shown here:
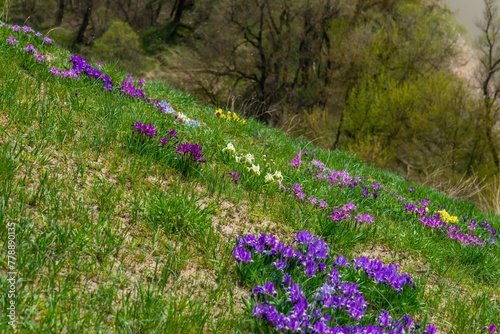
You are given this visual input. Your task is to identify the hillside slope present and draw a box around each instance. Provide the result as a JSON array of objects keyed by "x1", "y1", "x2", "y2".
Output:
[{"x1": 0, "y1": 22, "x2": 499, "y2": 333}]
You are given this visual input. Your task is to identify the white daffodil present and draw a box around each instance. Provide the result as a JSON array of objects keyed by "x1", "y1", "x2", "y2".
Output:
[
  {"x1": 273, "y1": 170, "x2": 283, "y2": 183},
  {"x1": 223, "y1": 142, "x2": 236, "y2": 155},
  {"x1": 248, "y1": 164, "x2": 261, "y2": 175},
  {"x1": 265, "y1": 173, "x2": 274, "y2": 183},
  {"x1": 244, "y1": 153, "x2": 255, "y2": 164}
]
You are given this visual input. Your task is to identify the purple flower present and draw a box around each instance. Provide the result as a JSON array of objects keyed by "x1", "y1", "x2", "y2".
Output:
[
  {"x1": 283, "y1": 274, "x2": 292, "y2": 286},
  {"x1": 426, "y1": 324, "x2": 437, "y2": 334},
  {"x1": 334, "y1": 255, "x2": 351, "y2": 268},
  {"x1": 330, "y1": 208, "x2": 350, "y2": 222},
  {"x1": 311, "y1": 159, "x2": 326, "y2": 170},
  {"x1": 252, "y1": 303, "x2": 267, "y2": 318},
  {"x1": 409, "y1": 187, "x2": 415, "y2": 192},
  {"x1": 305, "y1": 259, "x2": 317, "y2": 277},
  {"x1": 264, "y1": 282, "x2": 277, "y2": 296},
  {"x1": 22, "y1": 25, "x2": 34, "y2": 33},
  {"x1": 309, "y1": 196, "x2": 318, "y2": 205},
  {"x1": 232, "y1": 245, "x2": 252, "y2": 263},
  {"x1": 36, "y1": 53, "x2": 45, "y2": 64},
  {"x1": 11, "y1": 25, "x2": 20, "y2": 32},
  {"x1": 343, "y1": 201, "x2": 357, "y2": 212},
  {"x1": 355, "y1": 213, "x2": 374, "y2": 224},
  {"x1": 227, "y1": 172, "x2": 240, "y2": 185},
  {"x1": 295, "y1": 230, "x2": 314, "y2": 245},
  {"x1": 482, "y1": 324, "x2": 498, "y2": 334},
  {"x1": 319, "y1": 199, "x2": 328, "y2": 209},
  {"x1": 43, "y1": 36, "x2": 53, "y2": 44},
  {"x1": 159, "y1": 137, "x2": 169, "y2": 146},
  {"x1": 167, "y1": 129, "x2": 178, "y2": 139},
  {"x1": 176, "y1": 142, "x2": 206, "y2": 163},
  {"x1": 35, "y1": 32, "x2": 42, "y2": 37},
  {"x1": 290, "y1": 152, "x2": 302, "y2": 167},
  {"x1": 137, "y1": 78, "x2": 145, "y2": 86},
  {"x1": 6, "y1": 36, "x2": 17, "y2": 45},
  {"x1": 133, "y1": 121, "x2": 157, "y2": 137},
  {"x1": 23, "y1": 45, "x2": 37, "y2": 55},
  {"x1": 292, "y1": 183, "x2": 306, "y2": 200},
  {"x1": 273, "y1": 259, "x2": 287, "y2": 271},
  {"x1": 378, "y1": 310, "x2": 392, "y2": 327}
]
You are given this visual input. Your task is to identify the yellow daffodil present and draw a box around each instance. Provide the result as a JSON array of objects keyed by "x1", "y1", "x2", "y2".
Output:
[{"x1": 436, "y1": 209, "x2": 458, "y2": 224}]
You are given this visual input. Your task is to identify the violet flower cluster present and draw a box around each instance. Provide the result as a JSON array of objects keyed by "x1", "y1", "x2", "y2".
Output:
[
  {"x1": 49, "y1": 55, "x2": 113, "y2": 91},
  {"x1": 2, "y1": 22, "x2": 53, "y2": 44},
  {"x1": 404, "y1": 200, "x2": 497, "y2": 247},
  {"x1": 133, "y1": 122, "x2": 158, "y2": 137},
  {"x1": 5, "y1": 33, "x2": 47, "y2": 64},
  {"x1": 233, "y1": 230, "x2": 435, "y2": 334},
  {"x1": 2, "y1": 22, "x2": 202, "y2": 129},
  {"x1": 131, "y1": 120, "x2": 206, "y2": 166},
  {"x1": 291, "y1": 182, "x2": 374, "y2": 225},
  {"x1": 121, "y1": 74, "x2": 148, "y2": 99},
  {"x1": 176, "y1": 142, "x2": 206, "y2": 163},
  {"x1": 292, "y1": 183, "x2": 328, "y2": 209},
  {"x1": 310, "y1": 159, "x2": 361, "y2": 188}
]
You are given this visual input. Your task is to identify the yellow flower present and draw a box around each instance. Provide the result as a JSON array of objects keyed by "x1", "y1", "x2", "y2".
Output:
[{"x1": 436, "y1": 209, "x2": 458, "y2": 224}]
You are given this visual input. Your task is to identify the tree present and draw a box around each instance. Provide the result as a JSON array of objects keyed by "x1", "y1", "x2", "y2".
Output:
[
  {"x1": 76, "y1": 0, "x2": 94, "y2": 44},
  {"x1": 54, "y1": 0, "x2": 65, "y2": 26},
  {"x1": 93, "y1": 20, "x2": 144, "y2": 72},
  {"x1": 475, "y1": 0, "x2": 500, "y2": 173}
]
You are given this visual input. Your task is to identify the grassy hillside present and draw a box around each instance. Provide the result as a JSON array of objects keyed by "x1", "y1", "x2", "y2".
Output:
[{"x1": 0, "y1": 22, "x2": 499, "y2": 334}]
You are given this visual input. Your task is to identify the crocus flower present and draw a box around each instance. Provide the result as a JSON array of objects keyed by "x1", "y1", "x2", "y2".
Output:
[
  {"x1": 227, "y1": 172, "x2": 240, "y2": 184},
  {"x1": 482, "y1": 324, "x2": 498, "y2": 334},
  {"x1": 290, "y1": 153, "x2": 302, "y2": 167},
  {"x1": 6, "y1": 36, "x2": 17, "y2": 45},
  {"x1": 176, "y1": 142, "x2": 206, "y2": 163},
  {"x1": 232, "y1": 245, "x2": 252, "y2": 263}
]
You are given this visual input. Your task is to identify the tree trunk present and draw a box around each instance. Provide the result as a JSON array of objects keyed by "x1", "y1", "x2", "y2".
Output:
[
  {"x1": 486, "y1": 125, "x2": 500, "y2": 170},
  {"x1": 54, "y1": 0, "x2": 65, "y2": 26},
  {"x1": 166, "y1": 0, "x2": 193, "y2": 40},
  {"x1": 76, "y1": 0, "x2": 94, "y2": 44}
]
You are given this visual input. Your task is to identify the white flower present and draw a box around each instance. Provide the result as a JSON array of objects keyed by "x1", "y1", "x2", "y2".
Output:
[
  {"x1": 244, "y1": 153, "x2": 255, "y2": 164},
  {"x1": 235, "y1": 155, "x2": 242, "y2": 163},
  {"x1": 265, "y1": 173, "x2": 274, "y2": 183},
  {"x1": 248, "y1": 164, "x2": 261, "y2": 175},
  {"x1": 273, "y1": 170, "x2": 283, "y2": 183},
  {"x1": 223, "y1": 142, "x2": 236, "y2": 155}
]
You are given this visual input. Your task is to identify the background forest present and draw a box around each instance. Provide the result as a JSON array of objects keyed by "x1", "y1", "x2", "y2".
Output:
[{"x1": 3, "y1": 0, "x2": 500, "y2": 212}]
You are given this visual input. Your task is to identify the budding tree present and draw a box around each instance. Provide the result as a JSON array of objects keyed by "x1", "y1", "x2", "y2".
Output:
[{"x1": 475, "y1": 0, "x2": 500, "y2": 172}]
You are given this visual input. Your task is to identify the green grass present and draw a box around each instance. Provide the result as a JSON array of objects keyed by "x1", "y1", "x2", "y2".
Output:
[{"x1": 0, "y1": 22, "x2": 499, "y2": 333}]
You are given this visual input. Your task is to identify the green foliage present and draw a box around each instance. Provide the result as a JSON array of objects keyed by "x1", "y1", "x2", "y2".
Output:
[
  {"x1": 344, "y1": 71, "x2": 478, "y2": 179},
  {"x1": 92, "y1": 20, "x2": 144, "y2": 73}
]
